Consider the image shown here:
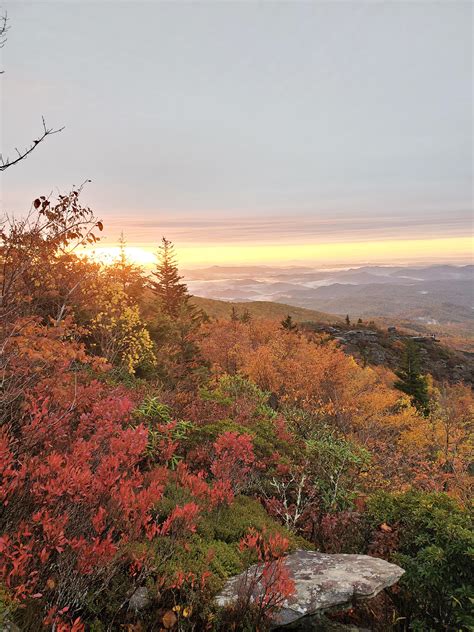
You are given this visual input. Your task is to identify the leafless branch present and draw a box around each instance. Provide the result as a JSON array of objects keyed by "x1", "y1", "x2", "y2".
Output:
[
  {"x1": 0, "y1": 116, "x2": 65, "y2": 171},
  {"x1": 0, "y1": 11, "x2": 8, "y2": 47},
  {"x1": 0, "y1": 13, "x2": 64, "y2": 168},
  {"x1": 0, "y1": 11, "x2": 8, "y2": 75}
]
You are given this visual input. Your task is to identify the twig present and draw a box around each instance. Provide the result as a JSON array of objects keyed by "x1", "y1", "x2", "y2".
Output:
[{"x1": 0, "y1": 116, "x2": 64, "y2": 171}]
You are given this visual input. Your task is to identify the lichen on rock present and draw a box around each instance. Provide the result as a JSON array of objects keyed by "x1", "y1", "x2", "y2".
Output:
[{"x1": 216, "y1": 550, "x2": 404, "y2": 628}]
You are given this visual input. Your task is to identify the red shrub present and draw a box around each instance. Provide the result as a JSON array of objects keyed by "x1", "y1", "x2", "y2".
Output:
[
  {"x1": 228, "y1": 529, "x2": 295, "y2": 626},
  {"x1": 211, "y1": 431, "x2": 255, "y2": 494}
]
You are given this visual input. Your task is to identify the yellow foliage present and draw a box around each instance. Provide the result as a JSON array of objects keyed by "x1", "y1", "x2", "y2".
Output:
[{"x1": 89, "y1": 283, "x2": 155, "y2": 374}]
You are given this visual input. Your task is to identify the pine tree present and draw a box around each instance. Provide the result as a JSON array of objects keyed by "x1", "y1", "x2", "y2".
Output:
[
  {"x1": 148, "y1": 238, "x2": 206, "y2": 384},
  {"x1": 230, "y1": 306, "x2": 239, "y2": 322},
  {"x1": 394, "y1": 340, "x2": 430, "y2": 415},
  {"x1": 281, "y1": 314, "x2": 297, "y2": 331},
  {"x1": 240, "y1": 308, "x2": 252, "y2": 324},
  {"x1": 150, "y1": 237, "x2": 189, "y2": 317},
  {"x1": 345, "y1": 314, "x2": 351, "y2": 326}
]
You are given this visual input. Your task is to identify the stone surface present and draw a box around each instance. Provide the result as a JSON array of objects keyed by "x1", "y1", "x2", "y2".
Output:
[
  {"x1": 216, "y1": 550, "x2": 404, "y2": 628},
  {"x1": 128, "y1": 586, "x2": 150, "y2": 611},
  {"x1": 0, "y1": 622, "x2": 21, "y2": 632},
  {"x1": 277, "y1": 614, "x2": 370, "y2": 631}
]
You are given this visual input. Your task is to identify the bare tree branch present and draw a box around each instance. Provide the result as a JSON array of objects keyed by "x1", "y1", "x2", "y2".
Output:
[
  {"x1": 0, "y1": 11, "x2": 8, "y2": 45},
  {"x1": 0, "y1": 12, "x2": 64, "y2": 169},
  {"x1": 0, "y1": 116, "x2": 65, "y2": 172},
  {"x1": 0, "y1": 11, "x2": 8, "y2": 73}
]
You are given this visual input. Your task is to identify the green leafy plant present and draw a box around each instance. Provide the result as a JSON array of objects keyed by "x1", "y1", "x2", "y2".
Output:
[
  {"x1": 305, "y1": 429, "x2": 371, "y2": 512},
  {"x1": 366, "y1": 491, "x2": 473, "y2": 631},
  {"x1": 135, "y1": 396, "x2": 194, "y2": 467}
]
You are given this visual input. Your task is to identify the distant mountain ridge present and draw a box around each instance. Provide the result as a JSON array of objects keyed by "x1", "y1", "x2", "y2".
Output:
[{"x1": 184, "y1": 264, "x2": 474, "y2": 330}]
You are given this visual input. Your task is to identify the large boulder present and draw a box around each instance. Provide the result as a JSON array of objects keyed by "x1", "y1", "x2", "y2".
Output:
[{"x1": 216, "y1": 550, "x2": 404, "y2": 628}]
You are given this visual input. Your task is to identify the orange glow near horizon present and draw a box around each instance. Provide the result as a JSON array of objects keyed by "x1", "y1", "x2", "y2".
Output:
[
  {"x1": 87, "y1": 246, "x2": 157, "y2": 267},
  {"x1": 86, "y1": 236, "x2": 473, "y2": 268}
]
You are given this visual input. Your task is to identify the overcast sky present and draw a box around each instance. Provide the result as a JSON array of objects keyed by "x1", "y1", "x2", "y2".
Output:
[{"x1": 1, "y1": 1, "x2": 472, "y2": 264}]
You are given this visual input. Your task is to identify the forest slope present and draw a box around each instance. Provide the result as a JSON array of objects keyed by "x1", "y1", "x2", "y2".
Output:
[{"x1": 191, "y1": 296, "x2": 341, "y2": 324}]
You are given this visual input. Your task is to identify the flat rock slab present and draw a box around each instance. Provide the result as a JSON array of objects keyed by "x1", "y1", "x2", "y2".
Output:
[
  {"x1": 276, "y1": 614, "x2": 371, "y2": 632},
  {"x1": 216, "y1": 550, "x2": 404, "y2": 627}
]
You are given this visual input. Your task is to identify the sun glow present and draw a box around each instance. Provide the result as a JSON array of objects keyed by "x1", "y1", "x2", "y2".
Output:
[
  {"x1": 86, "y1": 236, "x2": 472, "y2": 268},
  {"x1": 86, "y1": 246, "x2": 157, "y2": 267},
  {"x1": 176, "y1": 236, "x2": 473, "y2": 266}
]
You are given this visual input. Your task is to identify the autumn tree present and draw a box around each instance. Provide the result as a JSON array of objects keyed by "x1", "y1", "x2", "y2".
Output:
[
  {"x1": 428, "y1": 382, "x2": 474, "y2": 501},
  {"x1": 0, "y1": 190, "x2": 104, "y2": 432},
  {"x1": 88, "y1": 282, "x2": 155, "y2": 374},
  {"x1": 0, "y1": 189, "x2": 103, "y2": 322}
]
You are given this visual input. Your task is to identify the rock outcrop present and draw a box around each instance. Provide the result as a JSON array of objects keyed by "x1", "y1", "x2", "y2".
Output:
[
  {"x1": 128, "y1": 586, "x2": 151, "y2": 612},
  {"x1": 216, "y1": 550, "x2": 404, "y2": 628}
]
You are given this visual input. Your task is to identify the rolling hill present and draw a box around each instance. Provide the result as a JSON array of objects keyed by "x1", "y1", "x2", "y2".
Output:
[{"x1": 191, "y1": 296, "x2": 342, "y2": 324}]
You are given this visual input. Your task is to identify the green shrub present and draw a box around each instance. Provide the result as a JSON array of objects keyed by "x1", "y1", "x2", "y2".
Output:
[
  {"x1": 201, "y1": 374, "x2": 276, "y2": 417},
  {"x1": 135, "y1": 396, "x2": 195, "y2": 467},
  {"x1": 305, "y1": 427, "x2": 371, "y2": 512},
  {"x1": 366, "y1": 491, "x2": 473, "y2": 631},
  {"x1": 0, "y1": 585, "x2": 16, "y2": 627},
  {"x1": 200, "y1": 496, "x2": 310, "y2": 550}
]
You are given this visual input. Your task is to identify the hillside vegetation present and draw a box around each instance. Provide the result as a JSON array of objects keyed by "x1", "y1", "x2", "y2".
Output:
[
  {"x1": 191, "y1": 296, "x2": 341, "y2": 324},
  {"x1": 192, "y1": 297, "x2": 473, "y2": 385},
  {"x1": 0, "y1": 194, "x2": 472, "y2": 632}
]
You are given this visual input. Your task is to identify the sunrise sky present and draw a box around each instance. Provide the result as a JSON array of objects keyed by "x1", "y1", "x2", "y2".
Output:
[{"x1": 1, "y1": 1, "x2": 472, "y2": 267}]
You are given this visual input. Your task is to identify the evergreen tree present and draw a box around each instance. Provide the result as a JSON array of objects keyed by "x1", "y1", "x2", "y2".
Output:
[
  {"x1": 150, "y1": 237, "x2": 189, "y2": 317},
  {"x1": 345, "y1": 314, "x2": 351, "y2": 326},
  {"x1": 357, "y1": 318, "x2": 363, "y2": 325},
  {"x1": 394, "y1": 340, "x2": 430, "y2": 415},
  {"x1": 281, "y1": 314, "x2": 297, "y2": 331},
  {"x1": 148, "y1": 237, "x2": 207, "y2": 385},
  {"x1": 230, "y1": 306, "x2": 239, "y2": 322},
  {"x1": 240, "y1": 308, "x2": 252, "y2": 324}
]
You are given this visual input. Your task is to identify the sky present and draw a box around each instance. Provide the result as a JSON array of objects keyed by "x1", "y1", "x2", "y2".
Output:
[{"x1": 1, "y1": 0, "x2": 472, "y2": 267}]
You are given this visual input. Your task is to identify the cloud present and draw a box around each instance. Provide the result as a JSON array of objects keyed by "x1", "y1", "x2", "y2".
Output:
[{"x1": 99, "y1": 208, "x2": 472, "y2": 246}]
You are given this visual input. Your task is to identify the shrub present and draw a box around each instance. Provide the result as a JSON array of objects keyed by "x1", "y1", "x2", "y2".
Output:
[
  {"x1": 216, "y1": 529, "x2": 295, "y2": 631},
  {"x1": 365, "y1": 491, "x2": 474, "y2": 631}
]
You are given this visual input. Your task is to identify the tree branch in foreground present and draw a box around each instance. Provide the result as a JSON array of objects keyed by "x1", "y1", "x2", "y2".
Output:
[{"x1": 0, "y1": 116, "x2": 65, "y2": 172}]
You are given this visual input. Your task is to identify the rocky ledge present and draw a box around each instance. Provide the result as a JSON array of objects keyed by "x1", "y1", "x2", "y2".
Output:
[{"x1": 216, "y1": 550, "x2": 404, "y2": 628}]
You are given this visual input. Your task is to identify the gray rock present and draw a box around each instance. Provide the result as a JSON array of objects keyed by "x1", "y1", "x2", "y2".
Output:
[
  {"x1": 0, "y1": 622, "x2": 21, "y2": 632},
  {"x1": 277, "y1": 614, "x2": 370, "y2": 631},
  {"x1": 128, "y1": 586, "x2": 150, "y2": 611},
  {"x1": 216, "y1": 550, "x2": 404, "y2": 628}
]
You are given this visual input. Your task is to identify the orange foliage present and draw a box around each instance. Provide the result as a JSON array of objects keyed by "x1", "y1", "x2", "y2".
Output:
[{"x1": 201, "y1": 320, "x2": 425, "y2": 482}]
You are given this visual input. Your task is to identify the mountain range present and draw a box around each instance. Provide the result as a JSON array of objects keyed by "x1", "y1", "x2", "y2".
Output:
[{"x1": 184, "y1": 264, "x2": 473, "y2": 324}]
